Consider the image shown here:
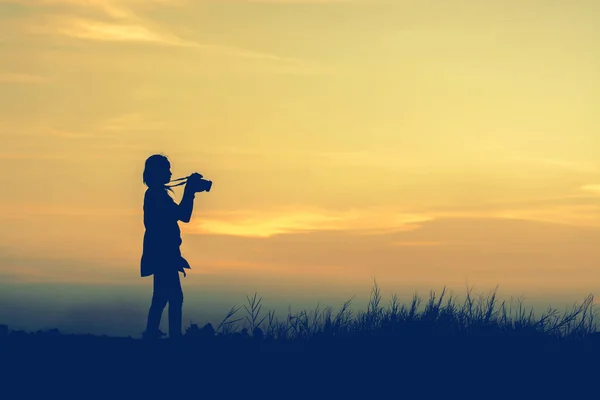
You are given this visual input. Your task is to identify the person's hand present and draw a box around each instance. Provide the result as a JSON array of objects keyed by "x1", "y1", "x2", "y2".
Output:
[{"x1": 184, "y1": 173, "x2": 203, "y2": 194}]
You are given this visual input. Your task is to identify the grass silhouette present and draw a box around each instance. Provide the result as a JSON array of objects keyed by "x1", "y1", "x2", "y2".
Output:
[{"x1": 187, "y1": 281, "x2": 598, "y2": 342}]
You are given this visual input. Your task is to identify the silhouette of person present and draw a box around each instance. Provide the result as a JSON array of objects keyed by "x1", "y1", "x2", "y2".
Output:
[{"x1": 140, "y1": 154, "x2": 197, "y2": 339}]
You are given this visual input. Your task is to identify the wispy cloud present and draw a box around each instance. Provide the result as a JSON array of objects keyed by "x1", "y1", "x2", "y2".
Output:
[
  {"x1": 0, "y1": 203, "x2": 141, "y2": 218},
  {"x1": 54, "y1": 17, "x2": 193, "y2": 45},
  {"x1": 0, "y1": 153, "x2": 69, "y2": 160},
  {"x1": 6, "y1": 0, "x2": 326, "y2": 73},
  {"x1": 390, "y1": 241, "x2": 443, "y2": 247},
  {"x1": 495, "y1": 154, "x2": 599, "y2": 175},
  {"x1": 230, "y1": 0, "x2": 356, "y2": 3},
  {"x1": 46, "y1": 129, "x2": 99, "y2": 139},
  {"x1": 185, "y1": 207, "x2": 433, "y2": 237},
  {"x1": 101, "y1": 113, "x2": 167, "y2": 132},
  {"x1": 0, "y1": 124, "x2": 118, "y2": 140},
  {"x1": 581, "y1": 184, "x2": 600, "y2": 195},
  {"x1": 183, "y1": 196, "x2": 600, "y2": 239},
  {"x1": 430, "y1": 204, "x2": 600, "y2": 229},
  {"x1": 541, "y1": 159, "x2": 599, "y2": 174},
  {"x1": 0, "y1": 71, "x2": 48, "y2": 84}
]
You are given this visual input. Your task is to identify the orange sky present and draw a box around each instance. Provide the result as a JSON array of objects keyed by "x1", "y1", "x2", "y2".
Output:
[{"x1": 0, "y1": 1, "x2": 599, "y2": 334}]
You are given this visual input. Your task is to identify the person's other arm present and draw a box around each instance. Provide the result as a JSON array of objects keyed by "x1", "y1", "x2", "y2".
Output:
[{"x1": 177, "y1": 188, "x2": 195, "y2": 223}]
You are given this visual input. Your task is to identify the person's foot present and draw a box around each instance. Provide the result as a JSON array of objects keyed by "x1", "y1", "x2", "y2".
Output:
[{"x1": 142, "y1": 329, "x2": 166, "y2": 340}]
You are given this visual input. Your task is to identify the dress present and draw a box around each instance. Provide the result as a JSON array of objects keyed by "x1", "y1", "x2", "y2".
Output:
[{"x1": 140, "y1": 187, "x2": 191, "y2": 277}]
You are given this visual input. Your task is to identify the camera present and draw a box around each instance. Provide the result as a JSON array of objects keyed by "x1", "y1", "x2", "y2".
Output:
[{"x1": 186, "y1": 173, "x2": 212, "y2": 193}]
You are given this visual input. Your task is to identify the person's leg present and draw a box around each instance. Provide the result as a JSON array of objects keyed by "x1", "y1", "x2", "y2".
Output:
[
  {"x1": 167, "y1": 269, "x2": 184, "y2": 339},
  {"x1": 145, "y1": 271, "x2": 168, "y2": 337}
]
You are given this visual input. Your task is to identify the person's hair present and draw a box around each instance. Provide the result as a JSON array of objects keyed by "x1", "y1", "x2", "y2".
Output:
[{"x1": 143, "y1": 153, "x2": 173, "y2": 192}]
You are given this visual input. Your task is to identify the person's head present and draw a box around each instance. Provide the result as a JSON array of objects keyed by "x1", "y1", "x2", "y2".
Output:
[{"x1": 143, "y1": 154, "x2": 173, "y2": 190}]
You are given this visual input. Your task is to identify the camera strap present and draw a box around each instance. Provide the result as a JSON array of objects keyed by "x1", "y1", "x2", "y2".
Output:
[{"x1": 166, "y1": 176, "x2": 189, "y2": 188}]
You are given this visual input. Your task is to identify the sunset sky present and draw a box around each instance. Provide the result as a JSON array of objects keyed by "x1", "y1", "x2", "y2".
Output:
[{"x1": 1, "y1": 0, "x2": 599, "y2": 335}]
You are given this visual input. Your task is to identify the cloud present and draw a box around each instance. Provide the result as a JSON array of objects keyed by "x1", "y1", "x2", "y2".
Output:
[
  {"x1": 581, "y1": 184, "x2": 600, "y2": 195},
  {"x1": 12, "y1": 128, "x2": 106, "y2": 139},
  {"x1": 51, "y1": 16, "x2": 318, "y2": 71},
  {"x1": 0, "y1": 71, "x2": 48, "y2": 84},
  {"x1": 184, "y1": 207, "x2": 432, "y2": 237},
  {"x1": 0, "y1": 122, "x2": 121, "y2": 142},
  {"x1": 172, "y1": 146, "x2": 433, "y2": 173},
  {"x1": 101, "y1": 112, "x2": 167, "y2": 132},
  {"x1": 226, "y1": 0, "x2": 356, "y2": 3},
  {"x1": 181, "y1": 190, "x2": 600, "y2": 240},
  {"x1": 0, "y1": 203, "x2": 141, "y2": 218},
  {"x1": 541, "y1": 159, "x2": 599, "y2": 174},
  {"x1": 390, "y1": 241, "x2": 443, "y2": 247},
  {"x1": 54, "y1": 16, "x2": 193, "y2": 45},
  {"x1": 430, "y1": 205, "x2": 600, "y2": 229},
  {"x1": 46, "y1": 129, "x2": 99, "y2": 139},
  {"x1": 5, "y1": 0, "x2": 326, "y2": 74},
  {"x1": 0, "y1": 153, "x2": 69, "y2": 160},
  {"x1": 511, "y1": 157, "x2": 600, "y2": 175}
]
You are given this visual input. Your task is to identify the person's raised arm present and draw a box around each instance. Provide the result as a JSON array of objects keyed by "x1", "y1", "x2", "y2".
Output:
[{"x1": 176, "y1": 186, "x2": 195, "y2": 223}]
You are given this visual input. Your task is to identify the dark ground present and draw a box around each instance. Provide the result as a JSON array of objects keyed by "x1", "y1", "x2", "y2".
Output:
[{"x1": 1, "y1": 330, "x2": 599, "y2": 399}]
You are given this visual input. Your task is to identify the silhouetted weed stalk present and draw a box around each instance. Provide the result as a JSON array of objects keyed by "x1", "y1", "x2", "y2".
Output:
[{"x1": 209, "y1": 281, "x2": 598, "y2": 341}]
